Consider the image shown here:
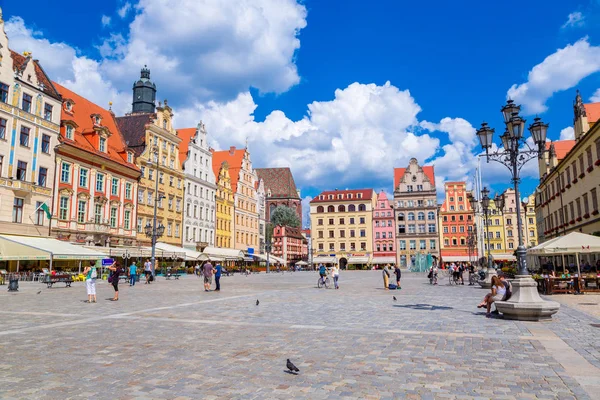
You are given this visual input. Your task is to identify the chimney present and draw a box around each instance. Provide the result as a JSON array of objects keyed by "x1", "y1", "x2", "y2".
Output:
[{"x1": 229, "y1": 146, "x2": 236, "y2": 155}]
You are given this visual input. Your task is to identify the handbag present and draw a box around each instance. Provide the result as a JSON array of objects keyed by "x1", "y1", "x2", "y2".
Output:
[{"x1": 108, "y1": 273, "x2": 114, "y2": 284}]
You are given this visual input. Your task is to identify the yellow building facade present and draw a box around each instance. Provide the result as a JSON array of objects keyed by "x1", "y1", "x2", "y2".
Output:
[
  {"x1": 310, "y1": 189, "x2": 376, "y2": 268},
  {"x1": 117, "y1": 103, "x2": 184, "y2": 246},
  {"x1": 214, "y1": 161, "x2": 234, "y2": 248}
]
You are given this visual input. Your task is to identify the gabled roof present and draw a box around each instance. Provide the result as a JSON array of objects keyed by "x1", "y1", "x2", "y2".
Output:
[
  {"x1": 584, "y1": 103, "x2": 600, "y2": 124},
  {"x1": 310, "y1": 189, "x2": 374, "y2": 203},
  {"x1": 546, "y1": 140, "x2": 576, "y2": 161},
  {"x1": 176, "y1": 128, "x2": 196, "y2": 168},
  {"x1": 11, "y1": 51, "x2": 61, "y2": 99},
  {"x1": 255, "y1": 167, "x2": 300, "y2": 199},
  {"x1": 211, "y1": 147, "x2": 246, "y2": 193},
  {"x1": 116, "y1": 113, "x2": 155, "y2": 156},
  {"x1": 52, "y1": 82, "x2": 139, "y2": 172},
  {"x1": 393, "y1": 166, "x2": 435, "y2": 189}
]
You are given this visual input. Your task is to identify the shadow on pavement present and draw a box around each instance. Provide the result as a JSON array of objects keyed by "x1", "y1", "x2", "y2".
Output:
[{"x1": 393, "y1": 304, "x2": 454, "y2": 311}]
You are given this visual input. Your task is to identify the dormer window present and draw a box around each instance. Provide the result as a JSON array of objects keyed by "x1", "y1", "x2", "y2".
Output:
[
  {"x1": 99, "y1": 137, "x2": 106, "y2": 152},
  {"x1": 163, "y1": 119, "x2": 167, "y2": 129},
  {"x1": 65, "y1": 101, "x2": 73, "y2": 112},
  {"x1": 92, "y1": 114, "x2": 102, "y2": 126},
  {"x1": 127, "y1": 152, "x2": 133, "y2": 163},
  {"x1": 66, "y1": 125, "x2": 74, "y2": 140}
]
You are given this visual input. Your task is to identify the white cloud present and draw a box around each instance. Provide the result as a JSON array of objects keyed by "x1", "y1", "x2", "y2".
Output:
[
  {"x1": 562, "y1": 11, "x2": 585, "y2": 29},
  {"x1": 118, "y1": 2, "x2": 132, "y2": 18},
  {"x1": 301, "y1": 196, "x2": 312, "y2": 228},
  {"x1": 507, "y1": 38, "x2": 600, "y2": 114},
  {"x1": 101, "y1": 15, "x2": 111, "y2": 27},
  {"x1": 560, "y1": 126, "x2": 575, "y2": 140},
  {"x1": 591, "y1": 88, "x2": 600, "y2": 102}
]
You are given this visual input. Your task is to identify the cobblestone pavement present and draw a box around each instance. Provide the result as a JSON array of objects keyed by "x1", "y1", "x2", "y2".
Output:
[{"x1": 1, "y1": 271, "x2": 600, "y2": 399}]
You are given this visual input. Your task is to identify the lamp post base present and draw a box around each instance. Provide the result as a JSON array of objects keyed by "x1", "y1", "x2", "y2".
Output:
[
  {"x1": 478, "y1": 268, "x2": 497, "y2": 289},
  {"x1": 495, "y1": 275, "x2": 560, "y2": 321}
]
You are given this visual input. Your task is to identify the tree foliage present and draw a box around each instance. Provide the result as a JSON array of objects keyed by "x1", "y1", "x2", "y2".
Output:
[{"x1": 270, "y1": 205, "x2": 301, "y2": 228}]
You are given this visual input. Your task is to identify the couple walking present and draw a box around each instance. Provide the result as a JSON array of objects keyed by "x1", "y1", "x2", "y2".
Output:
[
  {"x1": 382, "y1": 264, "x2": 401, "y2": 290},
  {"x1": 201, "y1": 259, "x2": 222, "y2": 292}
]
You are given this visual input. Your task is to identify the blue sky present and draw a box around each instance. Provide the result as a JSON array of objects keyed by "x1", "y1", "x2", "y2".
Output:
[{"x1": 3, "y1": 0, "x2": 600, "y2": 218}]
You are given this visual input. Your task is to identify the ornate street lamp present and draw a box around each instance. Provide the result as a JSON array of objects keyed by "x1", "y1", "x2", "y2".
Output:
[
  {"x1": 476, "y1": 100, "x2": 558, "y2": 321},
  {"x1": 144, "y1": 145, "x2": 166, "y2": 277}
]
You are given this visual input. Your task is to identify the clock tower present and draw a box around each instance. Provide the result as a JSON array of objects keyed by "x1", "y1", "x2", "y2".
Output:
[{"x1": 132, "y1": 65, "x2": 156, "y2": 114}]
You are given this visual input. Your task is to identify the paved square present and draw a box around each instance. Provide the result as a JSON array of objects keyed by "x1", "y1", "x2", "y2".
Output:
[{"x1": 1, "y1": 271, "x2": 600, "y2": 399}]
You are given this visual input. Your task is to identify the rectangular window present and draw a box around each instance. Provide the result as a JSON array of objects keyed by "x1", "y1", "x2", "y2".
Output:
[
  {"x1": 418, "y1": 224, "x2": 425, "y2": 233},
  {"x1": 66, "y1": 125, "x2": 74, "y2": 140},
  {"x1": 420, "y1": 240, "x2": 426, "y2": 250},
  {"x1": 77, "y1": 200, "x2": 86, "y2": 223},
  {"x1": 451, "y1": 226, "x2": 456, "y2": 233},
  {"x1": 0, "y1": 82, "x2": 8, "y2": 103},
  {"x1": 167, "y1": 223, "x2": 172, "y2": 236},
  {"x1": 41, "y1": 134, "x2": 50, "y2": 153},
  {"x1": 409, "y1": 240, "x2": 416, "y2": 250},
  {"x1": 13, "y1": 198, "x2": 24, "y2": 223},
  {"x1": 111, "y1": 177, "x2": 119, "y2": 196},
  {"x1": 137, "y1": 217, "x2": 143, "y2": 233},
  {"x1": 79, "y1": 168, "x2": 88, "y2": 188},
  {"x1": 407, "y1": 185, "x2": 413, "y2": 192},
  {"x1": 96, "y1": 173, "x2": 104, "y2": 192},
  {"x1": 509, "y1": 242, "x2": 514, "y2": 249},
  {"x1": 61, "y1": 162, "x2": 70, "y2": 183},
  {"x1": 110, "y1": 207, "x2": 117, "y2": 228},
  {"x1": 329, "y1": 230, "x2": 334, "y2": 238},
  {"x1": 17, "y1": 160, "x2": 27, "y2": 181},
  {"x1": 591, "y1": 189, "x2": 598, "y2": 212},
  {"x1": 576, "y1": 198, "x2": 582, "y2": 218},
  {"x1": 22, "y1": 93, "x2": 32, "y2": 113},
  {"x1": 359, "y1": 217, "x2": 365, "y2": 224},
  {"x1": 124, "y1": 210, "x2": 131, "y2": 230},
  {"x1": 99, "y1": 137, "x2": 107, "y2": 152},
  {"x1": 59, "y1": 197, "x2": 69, "y2": 220},
  {"x1": 94, "y1": 204, "x2": 103, "y2": 224},
  {"x1": 360, "y1": 229, "x2": 366, "y2": 237},
  {"x1": 38, "y1": 167, "x2": 47, "y2": 187},
  {"x1": 20, "y1": 126, "x2": 30, "y2": 147},
  {"x1": 148, "y1": 169, "x2": 154, "y2": 180},
  {"x1": 0, "y1": 118, "x2": 6, "y2": 140},
  {"x1": 159, "y1": 173, "x2": 164, "y2": 184},
  {"x1": 428, "y1": 224, "x2": 435, "y2": 233},
  {"x1": 399, "y1": 240, "x2": 406, "y2": 250},
  {"x1": 35, "y1": 201, "x2": 44, "y2": 226},
  {"x1": 349, "y1": 217, "x2": 355, "y2": 224},
  {"x1": 175, "y1": 224, "x2": 180, "y2": 238},
  {"x1": 408, "y1": 224, "x2": 415, "y2": 234},
  {"x1": 429, "y1": 240, "x2": 436, "y2": 250},
  {"x1": 125, "y1": 183, "x2": 132, "y2": 200},
  {"x1": 44, "y1": 103, "x2": 53, "y2": 121},
  {"x1": 147, "y1": 192, "x2": 153, "y2": 205},
  {"x1": 417, "y1": 185, "x2": 423, "y2": 191},
  {"x1": 459, "y1": 226, "x2": 465, "y2": 233},
  {"x1": 583, "y1": 193, "x2": 589, "y2": 215}
]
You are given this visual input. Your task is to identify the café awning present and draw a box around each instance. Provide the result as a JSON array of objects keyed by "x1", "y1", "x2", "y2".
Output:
[
  {"x1": 155, "y1": 242, "x2": 206, "y2": 261},
  {"x1": 0, "y1": 235, "x2": 107, "y2": 261},
  {"x1": 371, "y1": 256, "x2": 396, "y2": 264},
  {"x1": 441, "y1": 256, "x2": 471, "y2": 262},
  {"x1": 312, "y1": 256, "x2": 337, "y2": 264},
  {"x1": 348, "y1": 256, "x2": 370, "y2": 264},
  {"x1": 202, "y1": 247, "x2": 245, "y2": 260},
  {"x1": 528, "y1": 232, "x2": 600, "y2": 255},
  {"x1": 253, "y1": 253, "x2": 286, "y2": 264}
]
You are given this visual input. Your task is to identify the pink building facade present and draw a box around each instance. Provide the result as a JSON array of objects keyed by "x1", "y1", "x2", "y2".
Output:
[{"x1": 372, "y1": 191, "x2": 396, "y2": 265}]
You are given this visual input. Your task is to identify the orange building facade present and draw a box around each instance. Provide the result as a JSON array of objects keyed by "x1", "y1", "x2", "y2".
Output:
[{"x1": 439, "y1": 181, "x2": 476, "y2": 264}]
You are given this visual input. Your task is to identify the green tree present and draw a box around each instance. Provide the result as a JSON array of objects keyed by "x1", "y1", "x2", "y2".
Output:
[{"x1": 270, "y1": 206, "x2": 301, "y2": 228}]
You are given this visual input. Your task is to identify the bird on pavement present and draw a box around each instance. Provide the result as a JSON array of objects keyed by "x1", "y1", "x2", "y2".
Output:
[
  {"x1": 393, "y1": 296, "x2": 397, "y2": 301},
  {"x1": 256, "y1": 299, "x2": 260, "y2": 306},
  {"x1": 286, "y1": 359, "x2": 299, "y2": 373},
  {"x1": 37, "y1": 291, "x2": 41, "y2": 295}
]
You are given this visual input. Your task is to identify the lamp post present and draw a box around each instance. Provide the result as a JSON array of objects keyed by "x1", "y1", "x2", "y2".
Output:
[
  {"x1": 475, "y1": 100, "x2": 559, "y2": 321},
  {"x1": 265, "y1": 240, "x2": 272, "y2": 273},
  {"x1": 144, "y1": 146, "x2": 165, "y2": 277}
]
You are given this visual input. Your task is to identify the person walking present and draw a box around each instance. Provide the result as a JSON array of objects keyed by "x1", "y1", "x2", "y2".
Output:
[
  {"x1": 202, "y1": 259, "x2": 214, "y2": 292},
  {"x1": 214, "y1": 262, "x2": 222, "y2": 291},
  {"x1": 383, "y1": 264, "x2": 391, "y2": 290},
  {"x1": 144, "y1": 259, "x2": 152, "y2": 284},
  {"x1": 129, "y1": 261, "x2": 137, "y2": 286},
  {"x1": 106, "y1": 261, "x2": 122, "y2": 301},
  {"x1": 394, "y1": 265, "x2": 402, "y2": 289},
  {"x1": 82, "y1": 260, "x2": 98, "y2": 303},
  {"x1": 332, "y1": 264, "x2": 340, "y2": 289}
]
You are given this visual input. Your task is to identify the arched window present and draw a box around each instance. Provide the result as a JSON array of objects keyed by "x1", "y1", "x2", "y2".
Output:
[
  {"x1": 417, "y1": 212, "x2": 425, "y2": 221},
  {"x1": 358, "y1": 204, "x2": 366, "y2": 211},
  {"x1": 397, "y1": 213, "x2": 405, "y2": 221},
  {"x1": 407, "y1": 212, "x2": 415, "y2": 221},
  {"x1": 317, "y1": 206, "x2": 324, "y2": 213},
  {"x1": 348, "y1": 204, "x2": 356, "y2": 212},
  {"x1": 338, "y1": 205, "x2": 346, "y2": 212},
  {"x1": 428, "y1": 211, "x2": 435, "y2": 220},
  {"x1": 327, "y1": 205, "x2": 335, "y2": 212}
]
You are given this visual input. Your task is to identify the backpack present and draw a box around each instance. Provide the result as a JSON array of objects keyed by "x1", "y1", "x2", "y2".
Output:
[
  {"x1": 502, "y1": 280, "x2": 512, "y2": 301},
  {"x1": 90, "y1": 267, "x2": 97, "y2": 279}
]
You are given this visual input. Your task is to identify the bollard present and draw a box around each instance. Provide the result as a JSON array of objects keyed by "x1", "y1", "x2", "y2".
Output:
[{"x1": 8, "y1": 278, "x2": 19, "y2": 292}]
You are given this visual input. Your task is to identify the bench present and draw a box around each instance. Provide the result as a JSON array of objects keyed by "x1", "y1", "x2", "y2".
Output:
[
  {"x1": 165, "y1": 272, "x2": 181, "y2": 280},
  {"x1": 42, "y1": 274, "x2": 74, "y2": 288}
]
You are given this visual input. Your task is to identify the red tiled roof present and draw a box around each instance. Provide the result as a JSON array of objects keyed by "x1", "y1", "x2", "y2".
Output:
[
  {"x1": 11, "y1": 51, "x2": 61, "y2": 99},
  {"x1": 52, "y1": 82, "x2": 139, "y2": 172},
  {"x1": 255, "y1": 168, "x2": 300, "y2": 199},
  {"x1": 116, "y1": 113, "x2": 155, "y2": 156},
  {"x1": 211, "y1": 147, "x2": 246, "y2": 193},
  {"x1": 176, "y1": 128, "x2": 196, "y2": 168},
  {"x1": 394, "y1": 166, "x2": 435, "y2": 189},
  {"x1": 545, "y1": 140, "x2": 576, "y2": 161},
  {"x1": 584, "y1": 103, "x2": 600, "y2": 124},
  {"x1": 310, "y1": 189, "x2": 374, "y2": 203}
]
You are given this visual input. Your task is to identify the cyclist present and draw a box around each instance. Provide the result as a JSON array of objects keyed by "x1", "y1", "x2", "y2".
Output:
[{"x1": 318, "y1": 264, "x2": 327, "y2": 285}]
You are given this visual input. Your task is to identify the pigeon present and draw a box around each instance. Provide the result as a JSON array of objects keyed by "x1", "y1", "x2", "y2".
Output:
[
  {"x1": 256, "y1": 299, "x2": 260, "y2": 306},
  {"x1": 286, "y1": 359, "x2": 300, "y2": 373},
  {"x1": 37, "y1": 291, "x2": 41, "y2": 295},
  {"x1": 393, "y1": 296, "x2": 397, "y2": 301}
]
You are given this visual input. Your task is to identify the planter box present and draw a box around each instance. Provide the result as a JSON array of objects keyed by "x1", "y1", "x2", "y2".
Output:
[
  {"x1": 576, "y1": 217, "x2": 582, "y2": 222},
  {"x1": 595, "y1": 159, "x2": 600, "y2": 166},
  {"x1": 584, "y1": 213, "x2": 590, "y2": 219},
  {"x1": 570, "y1": 220, "x2": 575, "y2": 225},
  {"x1": 593, "y1": 210, "x2": 599, "y2": 216},
  {"x1": 579, "y1": 173, "x2": 585, "y2": 179},
  {"x1": 566, "y1": 184, "x2": 572, "y2": 189},
  {"x1": 561, "y1": 188, "x2": 566, "y2": 193},
  {"x1": 587, "y1": 166, "x2": 594, "y2": 173},
  {"x1": 573, "y1": 178, "x2": 578, "y2": 184}
]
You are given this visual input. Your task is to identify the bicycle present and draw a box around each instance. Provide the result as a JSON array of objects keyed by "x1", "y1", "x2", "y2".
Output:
[
  {"x1": 448, "y1": 270, "x2": 461, "y2": 285},
  {"x1": 317, "y1": 275, "x2": 330, "y2": 288}
]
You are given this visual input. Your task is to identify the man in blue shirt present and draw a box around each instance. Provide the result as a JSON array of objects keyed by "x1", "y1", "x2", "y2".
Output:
[
  {"x1": 214, "y1": 263, "x2": 222, "y2": 291},
  {"x1": 129, "y1": 262, "x2": 137, "y2": 286},
  {"x1": 319, "y1": 264, "x2": 327, "y2": 285}
]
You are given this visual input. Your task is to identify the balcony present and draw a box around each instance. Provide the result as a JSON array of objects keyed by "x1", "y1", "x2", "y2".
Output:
[{"x1": 0, "y1": 177, "x2": 53, "y2": 197}]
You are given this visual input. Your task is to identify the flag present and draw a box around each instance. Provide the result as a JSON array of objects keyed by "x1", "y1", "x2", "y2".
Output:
[{"x1": 39, "y1": 203, "x2": 52, "y2": 219}]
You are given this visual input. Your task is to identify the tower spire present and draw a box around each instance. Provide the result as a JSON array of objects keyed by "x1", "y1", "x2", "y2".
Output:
[{"x1": 132, "y1": 65, "x2": 157, "y2": 114}]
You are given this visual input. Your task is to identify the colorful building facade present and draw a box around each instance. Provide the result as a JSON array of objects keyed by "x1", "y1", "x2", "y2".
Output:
[
  {"x1": 213, "y1": 161, "x2": 234, "y2": 249},
  {"x1": 0, "y1": 16, "x2": 62, "y2": 237},
  {"x1": 310, "y1": 189, "x2": 376, "y2": 268},
  {"x1": 393, "y1": 159, "x2": 439, "y2": 268},
  {"x1": 255, "y1": 167, "x2": 302, "y2": 224},
  {"x1": 177, "y1": 121, "x2": 216, "y2": 250},
  {"x1": 272, "y1": 225, "x2": 306, "y2": 265},
  {"x1": 439, "y1": 182, "x2": 476, "y2": 263},
  {"x1": 52, "y1": 83, "x2": 140, "y2": 246},
  {"x1": 372, "y1": 191, "x2": 396, "y2": 265}
]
